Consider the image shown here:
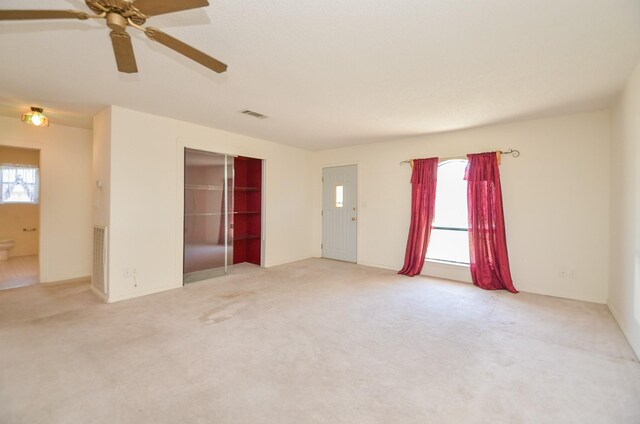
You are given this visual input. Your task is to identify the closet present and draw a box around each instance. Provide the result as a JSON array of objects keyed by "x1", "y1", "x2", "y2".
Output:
[{"x1": 183, "y1": 149, "x2": 262, "y2": 284}]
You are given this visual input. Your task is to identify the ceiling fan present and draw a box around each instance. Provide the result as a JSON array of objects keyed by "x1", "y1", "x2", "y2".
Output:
[{"x1": 0, "y1": 0, "x2": 227, "y2": 74}]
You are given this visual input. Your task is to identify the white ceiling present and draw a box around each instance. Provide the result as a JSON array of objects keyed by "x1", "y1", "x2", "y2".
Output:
[{"x1": 1, "y1": 0, "x2": 639, "y2": 150}]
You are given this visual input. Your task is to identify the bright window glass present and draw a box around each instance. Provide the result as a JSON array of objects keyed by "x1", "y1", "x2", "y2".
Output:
[
  {"x1": 426, "y1": 160, "x2": 469, "y2": 264},
  {"x1": 335, "y1": 185, "x2": 344, "y2": 208},
  {"x1": 0, "y1": 165, "x2": 39, "y2": 204},
  {"x1": 427, "y1": 229, "x2": 470, "y2": 264}
]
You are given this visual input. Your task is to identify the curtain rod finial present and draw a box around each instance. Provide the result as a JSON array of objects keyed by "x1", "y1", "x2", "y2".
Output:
[{"x1": 501, "y1": 148, "x2": 520, "y2": 158}]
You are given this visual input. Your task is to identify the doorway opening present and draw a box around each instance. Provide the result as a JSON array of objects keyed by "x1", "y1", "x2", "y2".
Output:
[{"x1": 0, "y1": 145, "x2": 40, "y2": 290}]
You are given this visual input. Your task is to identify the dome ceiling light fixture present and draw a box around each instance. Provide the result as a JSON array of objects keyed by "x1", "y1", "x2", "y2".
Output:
[{"x1": 21, "y1": 107, "x2": 49, "y2": 127}]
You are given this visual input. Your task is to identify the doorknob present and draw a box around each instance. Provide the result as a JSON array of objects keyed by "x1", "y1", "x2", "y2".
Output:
[{"x1": 351, "y1": 217, "x2": 357, "y2": 221}]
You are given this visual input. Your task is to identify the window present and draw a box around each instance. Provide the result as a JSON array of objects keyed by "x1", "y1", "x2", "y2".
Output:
[
  {"x1": 0, "y1": 165, "x2": 39, "y2": 204},
  {"x1": 426, "y1": 159, "x2": 469, "y2": 265},
  {"x1": 335, "y1": 185, "x2": 344, "y2": 208}
]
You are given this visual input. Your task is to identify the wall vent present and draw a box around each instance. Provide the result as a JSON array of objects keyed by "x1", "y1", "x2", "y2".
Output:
[
  {"x1": 92, "y1": 226, "x2": 108, "y2": 297},
  {"x1": 240, "y1": 110, "x2": 268, "y2": 119}
]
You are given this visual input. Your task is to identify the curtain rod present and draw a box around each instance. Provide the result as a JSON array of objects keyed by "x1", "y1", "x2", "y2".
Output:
[
  {"x1": 0, "y1": 163, "x2": 39, "y2": 168},
  {"x1": 399, "y1": 149, "x2": 520, "y2": 166}
]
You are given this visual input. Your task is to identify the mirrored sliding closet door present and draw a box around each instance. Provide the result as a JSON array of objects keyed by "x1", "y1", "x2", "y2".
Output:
[{"x1": 183, "y1": 148, "x2": 234, "y2": 284}]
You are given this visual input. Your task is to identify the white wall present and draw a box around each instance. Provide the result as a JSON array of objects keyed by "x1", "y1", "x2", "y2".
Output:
[
  {"x1": 610, "y1": 62, "x2": 640, "y2": 357},
  {"x1": 96, "y1": 106, "x2": 314, "y2": 302},
  {"x1": 0, "y1": 116, "x2": 93, "y2": 283},
  {"x1": 312, "y1": 110, "x2": 611, "y2": 303},
  {"x1": 93, "y1": 108, "x2": 111, "y2": 229}
]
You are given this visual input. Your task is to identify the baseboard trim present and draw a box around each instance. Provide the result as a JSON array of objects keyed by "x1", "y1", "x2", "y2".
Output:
[
  {"x1": 607, "y1": 302, "x2": 640, "y2": 361},
  {"x1": 41, "y1": 276, "x2": 91, "y2": 286},
  {"x1": 356, "y1": 261, "x2": 397, "y2": 271},
  {"x1": 90, "y1": 285, "x2": 108, "y2": 303},
  {"x1": 106, "y1": 284, "x2": 182, "y2": 303},
  {"x1": 265, "y1": 256, "x2": 314, "y2": 268}
]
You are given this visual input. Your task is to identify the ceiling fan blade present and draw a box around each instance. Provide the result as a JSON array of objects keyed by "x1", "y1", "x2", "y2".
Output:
[
  {"x1": 144, "y1": 27, "x2": 227, "y2": 73},
  {"x1": 132, "y1": 0, "x2": 209, "y2": 17},
  {"x1": 110, "y1": 31, "x2": 138, "y2": 73},
  {"x1": 0, "y1": 10, "x2": 89, "y2": 20}
]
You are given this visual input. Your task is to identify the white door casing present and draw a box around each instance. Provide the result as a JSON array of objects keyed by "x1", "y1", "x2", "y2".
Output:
[{"x1": 322, "y1": 165, "x2": 357, "y2": 262}]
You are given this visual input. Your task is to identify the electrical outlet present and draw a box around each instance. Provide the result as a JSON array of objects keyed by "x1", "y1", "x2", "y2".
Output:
[
  {"x1": 123, "y1": 268, "x2": 138, "y2": 288},
  {"x1": 559, "y1": 268, "x2": 567, "y2": 278},
  {"x1": 569, "y1": 269, "x2": 576, "y2": 279}
]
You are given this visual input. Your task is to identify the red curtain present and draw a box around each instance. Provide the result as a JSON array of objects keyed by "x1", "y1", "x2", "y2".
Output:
[
  {"x1": 398, "y1": 158, "x2": 439, "y2": 277},
  {"x1": 465, "y1": 152, "x2": 517, "y2": 293}
]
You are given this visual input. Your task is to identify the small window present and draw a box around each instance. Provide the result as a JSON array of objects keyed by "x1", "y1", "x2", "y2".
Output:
[
  {"x1": 0, "y1": 165, "x2": 39, "y2": 204},
  {"x1": 426, "y1": 160, "x2": 469, "y2": 265},
  {"x1": 335, "y1": 185, "x2": 344, "y2": 208}
]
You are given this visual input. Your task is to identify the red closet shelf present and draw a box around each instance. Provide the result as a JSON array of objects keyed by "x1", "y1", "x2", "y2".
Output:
[
  {"x1": 233, "y1": 156, "x2": 262, "y2": 266},
  {"x1": 233, "y1": 235, "x2": 260, "y2": 241},
  {"x1": 234, "y1": 187, "x2": 261, "y2": 192}
]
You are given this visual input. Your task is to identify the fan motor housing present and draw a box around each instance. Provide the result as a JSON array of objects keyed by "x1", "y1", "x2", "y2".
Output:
[
  {"x1": 106, "y1": 12, "x2": 128, "y2": 32},
  {"x1": 86, "y1": 0, "x2": 147, "y2": 25}
]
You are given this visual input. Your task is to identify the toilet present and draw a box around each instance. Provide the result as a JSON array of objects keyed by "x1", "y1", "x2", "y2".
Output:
[{"x1": 0, "y1": 239, "x2": 15, "y2": 261}]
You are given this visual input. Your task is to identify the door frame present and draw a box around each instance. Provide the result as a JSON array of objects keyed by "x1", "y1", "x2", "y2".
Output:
[
  {"x1": 0, "y1": 145, "x2": 41, "y2": 287},
  {"x1": 321, "y1": 163, "x2": 359, "y2": 263}
]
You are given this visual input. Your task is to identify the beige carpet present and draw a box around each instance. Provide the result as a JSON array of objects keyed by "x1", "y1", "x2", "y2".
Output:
[{"x1": 0, "y1": 258, "x2": 638, "y2": 423}]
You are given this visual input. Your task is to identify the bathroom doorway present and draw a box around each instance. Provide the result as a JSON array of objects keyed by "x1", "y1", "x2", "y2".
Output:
[{"x1": 0, "y1": 145, "x2": 40, "y2": 290}]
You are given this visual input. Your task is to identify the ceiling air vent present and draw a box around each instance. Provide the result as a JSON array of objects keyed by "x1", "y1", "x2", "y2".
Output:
[{"x1": 241, "y1": 110, "x2": 268, "y2": 119}]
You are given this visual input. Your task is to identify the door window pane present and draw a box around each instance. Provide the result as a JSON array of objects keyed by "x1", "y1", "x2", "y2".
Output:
[{"x1": 335, "y1": 185, "x2": 344, "y2": 208}]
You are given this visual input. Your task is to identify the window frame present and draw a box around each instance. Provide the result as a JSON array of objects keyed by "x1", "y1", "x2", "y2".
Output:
[
  {"x1": 425, "y1": 159, "x2": 470, "y2": 266},
  {"x1": 0, "y1": 164, "x2": 40, "y2": 205}
]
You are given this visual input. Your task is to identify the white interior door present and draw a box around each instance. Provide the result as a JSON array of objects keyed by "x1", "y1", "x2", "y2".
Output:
[{"x1": 322, "y1": 165, "x2": 357, "y2": 262}]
